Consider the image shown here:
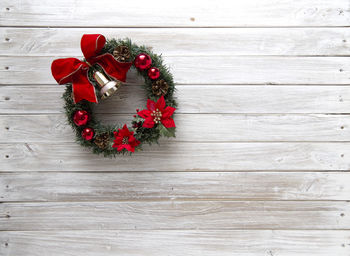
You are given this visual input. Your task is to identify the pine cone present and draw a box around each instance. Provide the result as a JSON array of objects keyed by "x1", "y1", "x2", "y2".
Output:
[
  {"x1": 152, "y1": 79, "x2": 169, "y2": 96},
  {"x1": 113, "y1": 45, "x2": 130, "y2": 62},
  {"x1": 94, "y1": 132, "x2": 110, "y2": 149}
]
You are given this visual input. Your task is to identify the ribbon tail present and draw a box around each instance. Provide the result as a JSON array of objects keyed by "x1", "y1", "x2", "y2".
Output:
[
  {"x1": 94, "y1": 53, "x2": 132, "y2": 82},
  {"x1": 72, "y1": 72, "x2": 98, "y2": 104}
]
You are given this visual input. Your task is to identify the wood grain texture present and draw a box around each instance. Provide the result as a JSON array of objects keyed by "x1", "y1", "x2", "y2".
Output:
[
  {"x1": 1, "y1": 85, "x2": 349, "y2": 114},
  {"x1": 1, "y1": 27, "x2": 349, "y2": 56},
  {"x1": 1, "y1": 142, "x2": 349, "y2": 172},
  {"x1": 1, "y1": 56, "x2": 349, "y2": 85},
  {"x1": 1, "y1": 0, "x2": 349, "y2": 27},
  {"x1": 1, "y1": 0, "x2": 350, "y2": 254},
  {"x1": 0, "y1": 230, "x2": 349, "y2": 256},
  {"x1": 1, "y1": 114, "x2": 349, "y2": 142},
  {"x1": 1, "y1": 201, "x2": 349, "y2": 230},
  {"x1": 1, "y1": 172, "x2": 349, "y2": 202}
]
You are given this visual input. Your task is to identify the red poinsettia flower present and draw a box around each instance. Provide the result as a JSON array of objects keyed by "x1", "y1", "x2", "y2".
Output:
[
  {"x1": 137, "y1": 96, "x2": 176, "y2": 128},
  {"x1": 112, "y1": 124, "x2": 140, "y2": 152}
]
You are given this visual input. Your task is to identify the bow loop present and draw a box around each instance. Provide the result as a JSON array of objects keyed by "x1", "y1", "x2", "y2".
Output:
[
  {"x1": 81, "y1": 34, "x2": 106, "y2": 61},
  {"x1": 51, "y1": 58, "x2": 89, "y2": 84},
  {"x1": 51, "y1": 58, "x2": 97, "y2": 103}
]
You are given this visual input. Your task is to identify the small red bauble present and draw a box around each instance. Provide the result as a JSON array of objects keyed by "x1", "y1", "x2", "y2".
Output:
[
  {"x1": 73, "y1": 110, "x2": 90, "y2": 126},
  {"x1": 148, "y1": 67, "x2": 160, "y2": 80},
  {"x1": 81, "y1": 127, "x2": 94, "y2": 141},
  {"x1": 134, "y1": 53, "x2": 152, "y2": 70}
]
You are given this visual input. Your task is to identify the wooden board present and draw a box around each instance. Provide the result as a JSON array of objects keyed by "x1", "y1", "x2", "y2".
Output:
[
  {"x1": 1, "y1": 142, "x2": 350, "y2": 172},
  {"x1": 1, "y1": 56, "x2": 349, "y2": 85},
  {"x1": 2, "y1": 27, "x2": 349, "y2": 56},
  {"x1": 1, "y1": 114, "x2": 349, "y2": 142},
  {"x1": 1, "y1": 201, "x2": 349, "y2": 230},
  {"x1": 1, "y1": 85, "x2": 349, "y2": 114},
  {"x1": 1, "y1": 0, "x2": 349, "y2": 27},
  {"x1": 0, "y1": 230, "x2": 349, "y2": 256},
  {"x1": 1, "y1": 172, "x2": 349, "y2": 201}
]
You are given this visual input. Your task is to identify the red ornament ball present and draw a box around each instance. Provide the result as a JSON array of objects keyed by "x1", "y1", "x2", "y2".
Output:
[
  {"x1": 73, "y1": 110, "x2": 90, "y2": 126},
  {"x1": 81, "y1": 127, "x2": 94, "y2": 141},
  {"x1": 134, "y1": 53, "x2": 152, "y2": 70},
  {"x1": 148, "y1": 67, "x2": 160, "y2": 80}
]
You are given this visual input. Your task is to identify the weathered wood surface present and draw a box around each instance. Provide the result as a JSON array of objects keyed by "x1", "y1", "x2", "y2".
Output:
[
  {"x1": 0, "y1": 230, "x2": 349, "y2": 256},
  {"x1": 1, "y1": 28, "x2": 349, "y2": 56},
  {"x1": 1, "y1": 201, "x2": 349, "y2": 230},
  {"x1": 1, "y1": 0, "x2": 349, "y2": 27},
  {"x1": 1, "y1": 85, "x2": 349, "y2": 114},
  {"x1": 1, "y1": 142, "x2": 350, "y2": 172},
  {"x1": 1, "y1": 172, "x2": 349, "y2": 201},
  {"x1": 1, "y1": 0, "x2": 350, "y2": 254},
  {"x1": 1, "y1": 114, "x2": 349, "y2": 142},
  {"x1": 1, "y1": 56, "x2": 349, "y2": 85}
]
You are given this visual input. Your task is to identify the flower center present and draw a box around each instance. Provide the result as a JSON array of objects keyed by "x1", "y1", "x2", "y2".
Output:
[
  {"x1": 122, "y1": 136, "x2": 129, "y2": 144},
  {"x1": 151, "y1": 108, "x2": 162, "y2": 124}
]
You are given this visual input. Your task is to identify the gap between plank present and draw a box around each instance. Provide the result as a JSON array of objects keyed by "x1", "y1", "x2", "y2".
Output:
[
  {"x1": 1, "y1": 199, "x2": 350, "y2": 203},
  {"x1": 1, "y1": 25, "x2": 350, "y2": 28}
]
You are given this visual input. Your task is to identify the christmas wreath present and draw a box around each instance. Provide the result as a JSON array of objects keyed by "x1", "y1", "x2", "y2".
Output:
[{"x1": 51, "y1": 34, "x2": 176, "y2": 156}]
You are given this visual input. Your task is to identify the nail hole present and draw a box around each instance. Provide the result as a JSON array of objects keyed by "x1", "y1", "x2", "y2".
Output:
[
  {"x1": 341, "y1": 154, "x2": 344, "y2": 158},
  {"x1": 4, "y1": 97, "x2": 10, "y2": 101},
  {"x1": 5, "y1": 38, "x2": 9, "y2": 42},
  {"x1": 342, "y1": 243, "x2": 345, "y2": 247},
  {"x1": 190, "y1": 17, "x2": 195, "y2": 22},
  {"x1": 4, "y1": 242, "x2": 8, "y2": 247},
  {"x1": 4, "y1": 66, "x2": 9, "y2": 70},
  {"x1": 5, "y1": 7, "x2": 10, "y2": 11},
  {"x1": 343, "y1": 39, "x2": 347, "y2": 43},
  {"x1": 341, "y1": 126, "x2": 344, "y2": 129},
  {"x1": 5, "y1": 155, "x2": 9, "y2": 158},
  {"x1": 341, "y1": 213, "x2": 345, "y2": 217},
  {"x1": 5, "y1": 214, "x2": 10, "y2": 218},
  {"x1": 5, "y1": 185, "x2": 9, "y2": 188},
  {"x1": 339, "y1": 69, "x2": 343, "y2": 72}
]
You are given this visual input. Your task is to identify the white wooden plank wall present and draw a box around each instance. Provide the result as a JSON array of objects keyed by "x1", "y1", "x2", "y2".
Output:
[{"x1": 0, "y1": 0, "x2": 350, "y2": 255}]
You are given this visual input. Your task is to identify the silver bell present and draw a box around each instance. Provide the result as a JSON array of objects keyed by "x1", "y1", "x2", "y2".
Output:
[{"x1": 93, "y1": 71, "x2": 122, "y2": 100}]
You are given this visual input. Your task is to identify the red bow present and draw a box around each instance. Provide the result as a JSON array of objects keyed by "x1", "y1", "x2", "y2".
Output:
[{"x1": 51, "y1": 34, "x2": 132, "y2": 103}]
